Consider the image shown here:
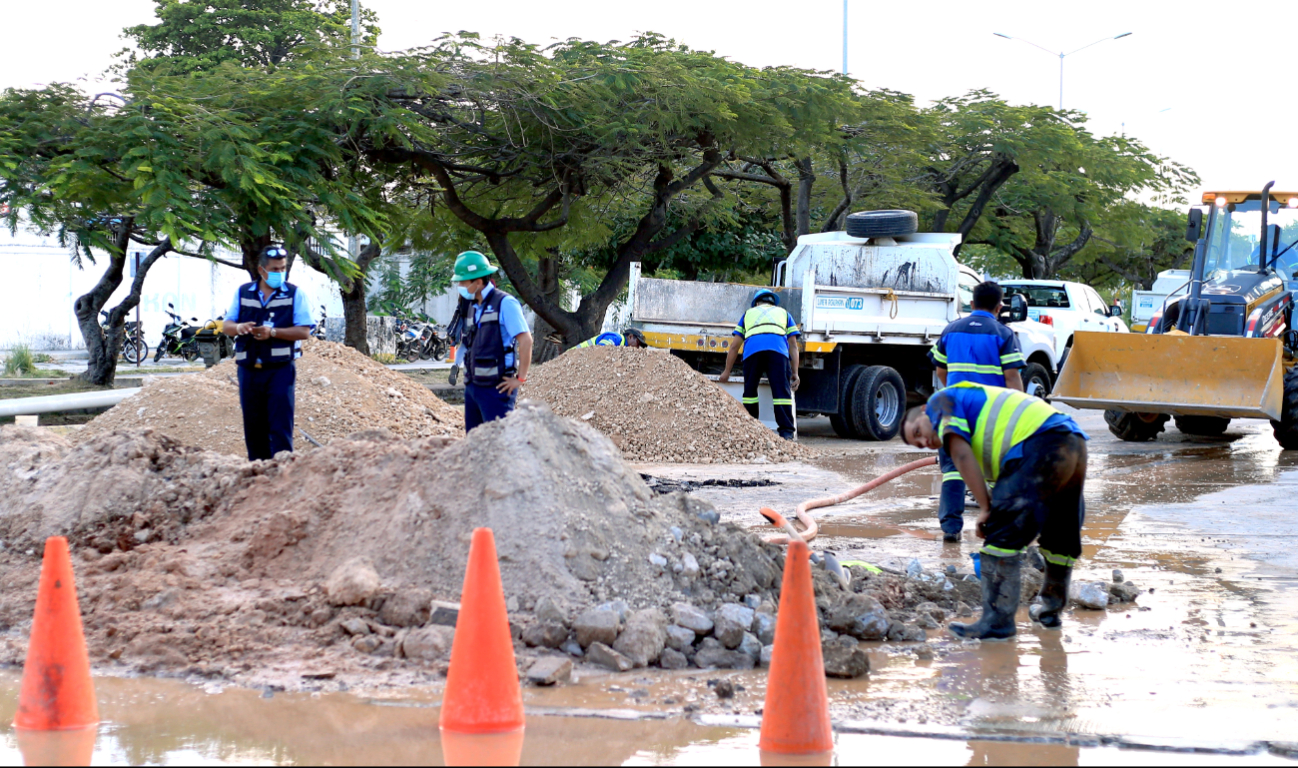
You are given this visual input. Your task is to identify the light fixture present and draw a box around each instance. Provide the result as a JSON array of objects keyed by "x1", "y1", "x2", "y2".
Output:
[
  {"x1": 1287, "y1": 198, "x2": 1298, "y2": 209},
  {"x1": 1216, "y1": 197, "x2": 1229, "y2": 208}
]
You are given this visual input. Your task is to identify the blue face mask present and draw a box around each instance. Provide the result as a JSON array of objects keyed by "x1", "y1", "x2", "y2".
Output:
[
  {"x1": 264, "y1": 271, "x2": 285, "y2": 290},
  {"x1": 457, "y1": 286, "x2": 474, "y2": 300}
]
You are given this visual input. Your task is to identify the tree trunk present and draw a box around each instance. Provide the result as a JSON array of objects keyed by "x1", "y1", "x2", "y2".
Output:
[
  {"x1": 240, "y1": 235, "x2": 272, "y2": 283},
  {"x1": 794, "y1": 157, "x2": 815, "y2": 242},
  {"x1": 530, "y1": 254, "x2": 565, "y2": 364},
  {"x1": 75, "y1": 221, "x2": 134, "y2": 386},
  {"x1": 340, "y1": 242, "x2": 382, "y2": 355}
]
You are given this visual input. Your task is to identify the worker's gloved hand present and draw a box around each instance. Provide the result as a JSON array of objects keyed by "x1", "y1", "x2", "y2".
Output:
[{"x1": 448, "y1": 364, "x2": 460, "y2": 386}]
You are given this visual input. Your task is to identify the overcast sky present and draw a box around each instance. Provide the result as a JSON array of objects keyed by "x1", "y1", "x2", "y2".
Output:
[{"x1": 4, "y1": 0, "x2": 1294, "y2": 203}]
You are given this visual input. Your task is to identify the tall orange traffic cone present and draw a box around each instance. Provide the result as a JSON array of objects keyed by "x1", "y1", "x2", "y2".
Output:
[
  {"x1": 15, "y1": 727, "x2": 98, "y2": 766},
  {"x1": 441, "y1": 729, "x2": 526, "y2": 767},
  {"x1": 439, "y1": 528, "x2": 525, "y2": 735},
  {"x1": 14, "y1": 537, "x2": 98, "y2": 731},
  {"x1": 759, "y1": 539, "x2": 832, "y2": 756},
  {"x1": 449, "y1": 345, "x2": 457, "y2": 363}
]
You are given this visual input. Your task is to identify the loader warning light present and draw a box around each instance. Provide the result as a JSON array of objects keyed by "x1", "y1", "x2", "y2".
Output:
[
  {"x1": 1287, "y1": 198, "x2": 1298, "y2": 208},
  {"x1": 1215, "y1": 196, "x2": 1229, "y2": 207}
]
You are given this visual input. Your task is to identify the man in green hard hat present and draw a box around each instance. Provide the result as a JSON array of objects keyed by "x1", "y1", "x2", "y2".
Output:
[{"x1": 452, "y1": 251, "x2": 533, "y2": 431}]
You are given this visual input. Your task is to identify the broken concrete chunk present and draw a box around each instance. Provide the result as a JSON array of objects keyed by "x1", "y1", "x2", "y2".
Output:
[
  {"x1": 659, "y1": 647, "x2": 689, "y2": 670},
  {"x1": 752, "y1": 612, "x2": 776, "y2": 646},
  {"x1": 670, "y1": 603, "x2": 713, "y2": 635},
  {"x1": 573, "y1": 608, "x2": 621, "y2": 649},
  {"x1": 1070, "y1": 581, "x2": 1110, "y2": 610},
  {"x1": 428, "y1": 601, "x2": 460, "y2": 627},
  {"x1": 1108, "y1": 581, "x2": 1140, "y2": 603},
  {"x1": 400, "y1": 625, "x2": 455, "y2": 661},
  {"x1": 586, "y1": 642, "x2": 634, "y2": 672},
  {"x1": 378, "y1": 588, "x2": 432, "y2": 628},
  {"x1": 325, "y1": 558, "x2": 381, "y2": 607},
  {"x1": 534, "y1": 595, "x2": 569, "y2": 626},
  {"x1": 526, "y1": 656, "x2": 573, "y2": 686},
  {"x1": 827, "y1": 595, "x2": 889, "y2": 641},
  {"x1": 821, "y1": 636, "x2": 870, "y2": 679},
  {"x1": 613, "y1": 608, "x2": 668, "y2": 668},
  {"x1": 737, "y1": 631, "x2": 762, "y2": 662},
  {"x1": 713, "y1": 603, "x2": 756, "y2": 649},
  {"x1": 665, "y1": 624, "x2": 696, "y2": 652},
  {"x1": 522, "y1": 621, "x2": 569, "y2": 649},
  {"x1": 340, "y1": 617, "x2": 371, "y2": 636}
]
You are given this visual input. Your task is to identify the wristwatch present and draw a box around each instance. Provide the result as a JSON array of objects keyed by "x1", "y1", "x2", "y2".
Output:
[{"x1": 270, "y1": 327, "x2": 276, "y2": 338}]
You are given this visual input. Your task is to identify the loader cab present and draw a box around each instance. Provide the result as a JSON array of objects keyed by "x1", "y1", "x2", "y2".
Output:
[{"x1": 1201, "y1": 192, "x2": 1298, "y2": 283}]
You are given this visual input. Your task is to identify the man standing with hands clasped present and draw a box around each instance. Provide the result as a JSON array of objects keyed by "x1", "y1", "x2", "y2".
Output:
[
  {"x1": 452, "y1": 251, "x2": 534, "y2": 432},
  {"x1": 222, "y1": 245, "x2": 315, "y2": 461}
]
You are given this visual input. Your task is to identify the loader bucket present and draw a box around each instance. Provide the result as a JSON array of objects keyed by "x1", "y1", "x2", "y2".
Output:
[{"x1": 1051, "y1": 331, "x2": 1286, "y2": 420}]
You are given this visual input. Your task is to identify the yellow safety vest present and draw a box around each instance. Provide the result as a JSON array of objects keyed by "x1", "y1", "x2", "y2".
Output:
[
  {"x1": 948, "y1": 382, "x2": 1058, "y2": 482},
  {"x1": 577, "y1": 333, "x2": 624, "y2": 348},
  {"x1": 740, "y1": 305, "x2": 791, "y2": 339}
]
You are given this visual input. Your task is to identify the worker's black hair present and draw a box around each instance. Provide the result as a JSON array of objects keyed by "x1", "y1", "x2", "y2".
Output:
[
  {"x1": 258, "y1": 245, "x2": 289, "y2": 268},
  {"x1": 902, "y1": 405, "x2": 929, "y2": 447},
  {"x1": 972, "y1": 281, "x2": 1004, "y2": 311}
]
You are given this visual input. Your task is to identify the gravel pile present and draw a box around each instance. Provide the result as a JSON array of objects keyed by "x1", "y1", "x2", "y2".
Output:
[
  {"x1": 525, "y1": 347, "x2": 812, "y2": 464},
  {"x1": 77, "y1": 340, "x2": 463, "y2": 456}
]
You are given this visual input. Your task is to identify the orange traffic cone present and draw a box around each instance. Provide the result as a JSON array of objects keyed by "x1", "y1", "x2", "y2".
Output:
[
  {"x1": 439, "y1": 528, "x2": 525, "y2": 735},
  {"x1": 14, "y1": 537, "x2": 98, "y2": 731},
  {"x1": 449, "y1": 345, "x2": 457, "y2": 363},
  {"x1": 15, "y1": 727, "x2": 97, "y2": 766},
  {"x1": 759, "y1": 538, "x2": 832, "y2": 756},
  {"x1": 441, "y1": 729, "x2": 526, "y2": 767}
]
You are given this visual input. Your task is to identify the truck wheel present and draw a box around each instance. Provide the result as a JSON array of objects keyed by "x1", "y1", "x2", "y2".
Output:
[
  {"x1": 829, "y1": 365, "x2": 866, "y2": 438},
  {"x1": 1270, "y1": 367, "x2": 1298, "y2": 449},
  {"x1": 1105, "y1": 410, "x2": 1169, "y2": 442},
  {"x1": 849, "y1": 365, "x2": 906, "y2": 441},
  {"x1": 844, "y1": 210, "x2": 918, "y2": 239},
  {"x1": 1174, "y1": 415, "x2": 1230, "y2": 437},
  {"x1": 1021, "y1": 362, "x2": 1052, "y2": 399}
]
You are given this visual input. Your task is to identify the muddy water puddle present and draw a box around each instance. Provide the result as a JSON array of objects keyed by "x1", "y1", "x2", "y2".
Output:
[{"x1": 0, "y1": 672, "x2": 1292, "y2": 766}]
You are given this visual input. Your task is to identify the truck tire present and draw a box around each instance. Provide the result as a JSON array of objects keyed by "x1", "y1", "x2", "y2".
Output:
[
  {"x1": 1270, "y1": 367, "x2": 1298, "y2": 449},
  {"x1": 849, "y1": 365, "x2": 906, "y2": 441},
  {"x1": 1021, "y1": 362, "x2": 1052, "y2": 399},
  {"x1": 844, "y1": 210, "x2": 918, "y2": 239},
  {"x1": 829, "y1": 365, "x2": 866, "y2": 438},
  {"x1": 1105, "y1": 410, "x2": 1169, "y2": 442},
  {"x1": 1174, "y1": 415, "x2": 1230, "y2": 437}
]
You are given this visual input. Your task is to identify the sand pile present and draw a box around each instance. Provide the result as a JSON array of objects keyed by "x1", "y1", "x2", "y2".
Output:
[
  {"x1": 525, "y1": 348, "x2": 812, "y2": 464},
  {"x1": 77, "y1": 340, "x2": 463, "y2": 456}
]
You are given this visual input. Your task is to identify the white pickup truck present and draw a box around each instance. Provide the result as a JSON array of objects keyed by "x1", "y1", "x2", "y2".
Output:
[
  {"x1": 998, "y1": 280, "x2": 1128, "y2": 364},
  {"x1": 627, "y1": 226, "x2": 1058, "y2": 440}
]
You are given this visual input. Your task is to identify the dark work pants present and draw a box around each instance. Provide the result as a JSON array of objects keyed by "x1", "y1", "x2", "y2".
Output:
[
  {"x1": 980, "y1": 430, "x2": 1088, "y2": 566},
  {"x1": 741, "y1": 349, "x2": 795, "y2": 438},
  {"x1": 238, "y1": 363, "x2": 296, "y2": 461},
  {"x1": 465, "y1": 382, "x2": 517, "y2": 432},
  {"x1": 937, "y1": 446, "x2": 967, "y2": 535}
]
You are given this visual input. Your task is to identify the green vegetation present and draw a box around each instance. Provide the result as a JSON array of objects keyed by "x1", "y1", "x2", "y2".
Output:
[{"x1": 3, "y1": 345, "x2": 36, "y2": 377}]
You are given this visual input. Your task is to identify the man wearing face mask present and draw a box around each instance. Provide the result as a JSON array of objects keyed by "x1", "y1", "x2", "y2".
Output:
[
  {"x1": 453, "y1": 251, "x2": 534, "y2": 432},
  {"x1": 222, "y1": 245, "x2": 316, "y2": 460}
]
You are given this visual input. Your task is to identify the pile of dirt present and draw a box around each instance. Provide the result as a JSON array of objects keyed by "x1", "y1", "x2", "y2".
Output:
[
  {"x1": 525, "y1": 348, "x2": 812, "y2": 464},
  {"x1": 77, "y1": 340, "x2": 463, "y2": 456}
]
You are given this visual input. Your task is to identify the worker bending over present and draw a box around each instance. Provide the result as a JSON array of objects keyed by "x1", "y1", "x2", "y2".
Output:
[
  {"x1": 577, "y1": 328, "x2": 647, "y2": 348},
  {"x1": 902, "y1": 382, "x2": 1088, "y2": 639},
  {"x1": 719, "y1": 289, "x2": 800, "y2": 441},
  {"x1": 929, "y1": 281, "x2": 1025, "y2": 542}
]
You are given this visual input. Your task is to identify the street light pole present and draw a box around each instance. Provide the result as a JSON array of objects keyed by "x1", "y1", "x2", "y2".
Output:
[
  {"x1": 351, "y1": 0, "x2": 360, "y2": 60},
  {"x1": 993, "y1": 31, "x2": 1132, "y2": 111},
  {"x1": 842, "y1": 0, "x2": 848, "y2": 74}
]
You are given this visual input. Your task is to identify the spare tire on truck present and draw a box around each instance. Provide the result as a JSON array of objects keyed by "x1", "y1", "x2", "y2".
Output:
[{"x1": 845, "y1": 210, "x2": 918, "y2": 239}]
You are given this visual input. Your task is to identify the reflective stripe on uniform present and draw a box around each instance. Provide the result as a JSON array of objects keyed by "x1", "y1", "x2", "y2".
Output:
[
  {"x1": 235, "y1": 351, "x2": 247, "y2": 361},
  {"x1": 932, "y1": 349, "x2": 948, "y2": 364},
  {"x1": 981, "y1": 544, "x2": 1023, "y2": 557},
  {"x1": 266, "y1": 299, "x2": 293, "y2": 308},
  {"x1": 741, "y1": 305, "x2": 791, "y2": 339},
  {"x1": 742, "y1": 397, "x2": 760, "y2": 404},
  {"x1": 965, "y1": 383, "x2": 1056, "y2": 481},
  {"x1": 1039, "y1": 548, "x2": 1078, "y2": 567},
  {"x1": 947, "y1": 362, "x2": 1004, "y2": 375},
  {"x1": 474, "y1": 365, "x2": 500, "y2": 378},
  {"x1": 942, "y1": 471, "x2": 963, "y2": 483},
  {"x1": 771, "y1": 398, "x2": 794, "y2": 406},
  {"x1": 241, "y1": 298, "x2": 262, "y2": 308},
  {"x1": 940, "y1": 416, "x2": 970, "y2": 440},
  {"x1": 270, "y1": 346, "x2": 291, "y2": 357},
  {"x1": 1000, "y1": 352, "x2": 1024, "y2": 365}
]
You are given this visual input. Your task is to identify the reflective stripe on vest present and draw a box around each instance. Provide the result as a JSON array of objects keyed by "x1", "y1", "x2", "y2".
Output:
[
  {"x1": 741, "y1": 305, "x2": 789, "y2": 339},
  {"x1": 578, "y1": 332, "x2": 624, "y2": 348},
  {"x1": 958, "y1": 383, "x2": 1056, "y2": 481}
]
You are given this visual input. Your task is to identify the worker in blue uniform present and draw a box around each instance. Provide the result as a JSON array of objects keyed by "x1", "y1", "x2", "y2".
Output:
[
  {"x1": 453, "y1": 251, "x2": 534, "y2": 432},
  {"x1": 928, "y1": 281, "x2": 1025, "y2": 542},
  {"x1": 221, "y1": 245, "x2": 315, "y2": 461},
  {"x1": 577, "y1": 329, "x2": 647, "y2": 348},
  {"x1": 719, "y1": 289, "x2": 801, "y2": 440},
  {"x1": 902, "y1": 382, "x2": 1089, "y2": 639}
]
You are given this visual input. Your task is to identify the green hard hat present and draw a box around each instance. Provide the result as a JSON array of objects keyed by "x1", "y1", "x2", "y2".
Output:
[{"x1": 452, "y1": 250, "x2": 498, "y2": 282}]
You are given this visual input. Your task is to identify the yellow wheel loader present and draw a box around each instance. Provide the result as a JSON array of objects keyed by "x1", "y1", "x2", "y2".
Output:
[{"x1": 1053, "y1": 183, "x2": 1298, "y2": 446}]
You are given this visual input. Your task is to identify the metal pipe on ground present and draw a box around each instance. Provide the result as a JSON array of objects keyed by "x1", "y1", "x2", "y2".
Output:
[{"x1": 0, "y1": 388, "x2": 140, "y2": 418}]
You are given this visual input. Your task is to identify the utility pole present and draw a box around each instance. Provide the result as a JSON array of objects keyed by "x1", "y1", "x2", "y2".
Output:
[
  {"x1": 842, "y1": 0, "x2": 848, "y2": 75},
  {"x1": 993, "y1": 32, "x2": 1132, "y2": 111},
  {"x1": 349, "y1": 0, "x2": 360, "y2": 264}
]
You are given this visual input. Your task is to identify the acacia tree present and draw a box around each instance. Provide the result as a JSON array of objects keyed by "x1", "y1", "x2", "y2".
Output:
[{"x1": 340, "y1": 35, "x2": 858, "y2": 351}]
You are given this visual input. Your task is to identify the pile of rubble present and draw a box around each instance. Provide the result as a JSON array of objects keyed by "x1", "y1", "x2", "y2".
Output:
[
  {"x1": 77, "y1": 340, "x2": 462, "y2": 456},
  {"x1": 525, "y1": 347, "x2": 812, "y2": 464}
]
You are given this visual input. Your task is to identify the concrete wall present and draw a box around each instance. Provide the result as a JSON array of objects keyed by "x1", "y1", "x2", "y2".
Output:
[{"x1": 0, "y1": 226, "x2": 344, "y2": 351}]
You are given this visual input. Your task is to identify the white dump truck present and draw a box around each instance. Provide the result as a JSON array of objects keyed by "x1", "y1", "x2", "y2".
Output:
[
  {"x1": 1129, "y1": 269, "x2": 1190, "y2": 333},
  {"x1": 628, "y1": 214, "x2": 1058, "y2": 440}
]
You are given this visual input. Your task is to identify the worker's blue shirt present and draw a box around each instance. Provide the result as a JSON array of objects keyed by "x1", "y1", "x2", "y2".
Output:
[
  {"x1": 732, "y1": 308, "x2": 801, "y2": 359},
  {"x1": 228, "y1": 282, "x2": 315, "y2": 358},
  {"x1": 473, "y1": 285, "x2": 530, "y2": 370},
  {"x1": 925, "y1": 385, "x2": 1088, "y2": 467},
  {"x1": 929, "y1": 310, "x2": 1024, "y2": 386}
]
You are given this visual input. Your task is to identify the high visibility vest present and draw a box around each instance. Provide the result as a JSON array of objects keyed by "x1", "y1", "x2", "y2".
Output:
[
  {"x1": 233, "y1": 282, "x2": 299, "y2": 368},
  {"x1": 741, "y1": 305, "x2": 790, "y2": 339},
  {"x1": 578, "y1": 332, "x2": 625, "y2": 348},
  {"x1": 948, "y1": 382, "x2": 1057, "y2": 482}
]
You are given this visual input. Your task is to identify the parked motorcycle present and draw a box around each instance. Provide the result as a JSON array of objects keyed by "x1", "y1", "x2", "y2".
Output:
[
  {"x1": 312, "y1": 305, "x2": 327, "y2": 341},
  {"x1": 416, "y1": 317, "x2": 449, "y2": 361},
  {"x1": 100, "y1": 310, "x2": 149, "y2": 364},
  {"x1": 154, "y1": 304, "x2": 200, "y2": 362},
  {"x1": 194, "y1": 315, "x2": 233, "y2": 368},
  {"x1": 395, "y1": 316, "x2": 423, "y2": 362}
]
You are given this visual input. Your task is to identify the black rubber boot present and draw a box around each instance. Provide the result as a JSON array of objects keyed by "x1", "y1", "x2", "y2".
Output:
[
  {"x1": 949, "y1": 552, "x2": 1021, "y2": 641},
  {"x1": 1029, "y1": 563, "x2": 1072, "y2": 629}
]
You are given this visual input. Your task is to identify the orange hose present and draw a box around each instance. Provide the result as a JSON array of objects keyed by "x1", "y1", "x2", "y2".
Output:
[{"x1": 761, "y1": 456, "x2": 939, "y2": 545}]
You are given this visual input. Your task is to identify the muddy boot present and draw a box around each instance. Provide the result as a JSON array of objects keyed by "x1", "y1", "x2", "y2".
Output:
[
  {"x1": 1029, "y1": 563, "x2": 1072, "y2": 629},
  {"x1": 949, "y1": 552, "x2": 1021, "y2": 641}
]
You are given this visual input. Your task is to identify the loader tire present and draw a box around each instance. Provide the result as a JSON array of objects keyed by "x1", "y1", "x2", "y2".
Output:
[
  {"x1": 844, "y1": 210, "x2": 918, "y2": 239},
  {"x1": 1174, "y1": 415, "x2": 1230, "y2": 437},
  {"x1": 830, "y1": 365, "x2": 867, "y2": 438},
  {"x1": 1271, "y1": 367, "x2": 1298, "y2": 449},
  {"x1": 1021, "y1": 362, "x2": 1052, "y2": 399},
  {"x1": 1105, "y1": 410, "x2": 1169, "y2": 442},
  {"x1": 849, "y1": 365, "x2": 906, "y2": 441}
]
